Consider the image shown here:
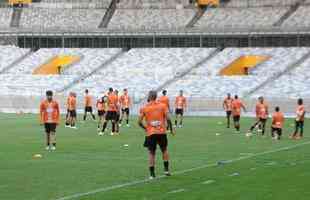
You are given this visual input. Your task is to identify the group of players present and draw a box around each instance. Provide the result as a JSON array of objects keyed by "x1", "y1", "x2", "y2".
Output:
[{"x1": 222, "y1": 93, "x2": 306, "y2": 140}]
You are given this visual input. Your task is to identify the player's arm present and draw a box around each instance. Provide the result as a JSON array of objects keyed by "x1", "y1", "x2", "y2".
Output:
[
  {"x1": 166, "y1": 112, "x2": 175, "y2": 136},
  {"x1": 39, "y1": 103, "x2": 44, "y2": 125},
  {"x1": 242, "y1": 103, "x2": 247, "y2": 113},
  {"x1": 138, "y1": 110, "x2": 146, "y2": 131},
  {"x1": 222, "y1": 100, "x2": 226, "y2": 110}
]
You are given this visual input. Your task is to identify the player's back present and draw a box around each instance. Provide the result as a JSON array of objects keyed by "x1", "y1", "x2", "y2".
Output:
[
  {"x1": 159, "y1": 96, "x2": 170, "y2": 109},
  {"x1": 224, "y1": 97, "x2": 233, "y2": 111},
  {"x1": 232, "y1": 99, "x2": 243, "y2": 116},
  {"x1": 85, "y1": 94, "x2": 92, "y2": 107},
  {"x1": 272, "y1": 112, "x2": 284, "y2": 128},
  {"x1": 141, "y1": 101, "x2": 167, "y2": 135},
  {"x1": 108, "y1": 94, "x2": 118, "y2": 111}
]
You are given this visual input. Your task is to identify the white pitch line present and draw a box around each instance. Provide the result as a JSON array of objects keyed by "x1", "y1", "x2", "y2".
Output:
[
  {"x1": 167, "y1": 189, "x2": 186, "y2": 194},
  {"x1": 54, "y1": 140, "x2": 310, "y2": 200}
]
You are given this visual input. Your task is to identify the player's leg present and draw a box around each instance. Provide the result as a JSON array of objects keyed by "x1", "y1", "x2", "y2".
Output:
[
  {"x1": 90, "y1": 107, "x2": 96, "y2": 120},
  {"x1": 179, "y1": 110, "x2": 184, "y2": 128},
  {"x1": 115, "y1": 112, "x2": 120, "y2": 134},
  {"x1": 234, "y1": 116, "x2": 240, "y2": 132},
  {"x1": 126, "y1": 108, "x2": 130, "y2": 127},
  {"x1": 226, "y1": 111, "x2": 231, "y2": 128},
  {"x1": 292, "y1": 120, "x2": 299, "y2": 138},
  {"x1": 278, "y1": 128, "x2": 282, "y2": 140},
  {"x1": 300, "y1": 121, "x2": 304, "y2": 138},
  {"x1": 44, "y1": 123, "x2": 51, "y2": 150},
  {"x1": 174, "y1": 109, "x2": 178, "y2": 127},
  {"x1": 250, "y1": 119, "x2": 260, "y2": 133},
  {"x1": 71, "y1": 111, "x2": 77, "y2": 128},
  {"x1": 147, "y1": 135, "x2": 157, "y2": 179},
  {"x1": 101, "y1": 112, "x2": 110, "y2": 134},
  {"x1": 50, "y1": 123, "x2": 57, "y2": 151},
  {"x1": 65, "y1": 109, "x2": 70, "y2": 127},
  {"x1": 261, "y1": 119, "x2": 266, "y2": 136},
  {"x1": 83, "y1": 107, "x2": 87, "y2": 121},
  {"x1": 119, "y1": 109, "x2": 124, "y2": 126},
  {"x1": 159, "y1": 134, "x2": 170, "y2": 176},
  {"x1": 271, "y1": 127, "x2": 275, "y2": 139}
]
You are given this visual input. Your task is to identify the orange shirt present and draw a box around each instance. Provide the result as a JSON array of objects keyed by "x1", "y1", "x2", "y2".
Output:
[
  {"x1": 40, "y1": 100, "x2": 60, "y2": 124},
  {"x1": 256, "y1": 102, "x2": 268, "y2": 119},
  {"x1": 223, "y1": 97, "x2": 233, "y2": 111},
  {"x1": 296, "y1": 105, "x2": 305, "y2": 121},
  {"x1": 175, "y1": 96, "x2": 187, "y2": 109},
  {"x1": 232, "y1": 99, "x2": 244, "y2": 116},
  {"x1": 140, "y1": 101, "x2": 168, "y2": 136},
  {"x1": 120, "y1": 94, "x2": 131, "y2": 109},
  {"x1": 159, "y1": 96, "x2": 170, "y2": 109},
  {"x1": 85, "y1": 95, "x2": 92, "y2": 107},
  {"x1": 272, "y1": 112, "x2": 284, "y2": 128},
  {"x1": 108, "y1": 93, "x2": 119, "y2": 112},
  {"x1": 66, "y1": 96, "x2": 70, "y2": 110},
  {"x1": 68, "y1": 96, "x2": 76, "y2": 111},
  {"x1": 96, "y1": 99, "x2": 105, "y2": 111}
]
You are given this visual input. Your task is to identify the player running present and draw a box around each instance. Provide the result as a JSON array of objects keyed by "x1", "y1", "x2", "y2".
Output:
[
  {"x1": 138, "y1": 90, "x2": 175, "y2": 179},
  {"x1": 271, "y1": 106, "x2": 284, "y2": 140},
  {"x1": 174, "y1": 90, "x2": 187, "y2": 128},
  {"x1": 119, "y1": 88, "x2": 131, "y2": 127},
  {"x1": 249, "y1": 96, "x2": 269, "y2": 136},
  {"x1": 67, "y1": 92, "x2": 77, "y2": 129},
  {"x1": 290, "y1": 98, "x2": 306, "y2": 140},
  {"x1": 223, "y1": 93, "x2": 233, "y2": 128},
  {"x1": 83, "y1": 89, "x2": 96, "y2": 121},
  {"x1": 96, "y1": 95, "x2": 107, "y2": 133},
  {"x1": 39, "y1": 90, "x2": 60, "y2": 151},
  {"x1": 231, "y1": 95, "x2": 246, "y2": 133},
  {"x1": 101, "y1": 88, "x2": 119, "y2": 136}
]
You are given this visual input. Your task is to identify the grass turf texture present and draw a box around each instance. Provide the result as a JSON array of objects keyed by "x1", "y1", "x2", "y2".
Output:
[{"x1": 0, "y1": 114, "x2": 309, "y2": 200}]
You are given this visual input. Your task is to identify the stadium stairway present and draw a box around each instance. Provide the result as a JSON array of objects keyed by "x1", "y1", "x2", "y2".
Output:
[
  {"x1": 98, "y1": 0, "x2": 117, "y2": 28},
  {"x1": 59, "y1": 49, "x2": 126, "y2": 92},
  {"x1": 10, "y1": 7, "x2": 22, "y2": 28},
  {"x1": 246, "y1": 49, "x2": 310, "y2": 97},
  {"x1": 186, "y1": 5, "x2": 208, "y2": 28},
  {"x1": 0, "y1": 50, "x2": 32, "y2": 74},
  {"x1": 273, "y1": 0, "x2": 306, "y2": 26},
  {"x1": 139, "y1": 47, "x2": 221, "y2": 103}
]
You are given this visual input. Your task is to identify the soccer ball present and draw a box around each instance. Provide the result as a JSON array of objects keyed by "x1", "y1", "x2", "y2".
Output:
[{"x1": 246, "y1": 132, "x2": 253, "y2": 138}]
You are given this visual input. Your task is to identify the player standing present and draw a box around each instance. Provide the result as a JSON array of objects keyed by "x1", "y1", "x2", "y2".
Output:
[
  {"x1": 158, "y1": 90, "x2": 171, "y2": 112},
  {"x1": 249, "y1": 96, "x2": 269, "y2": 136},
  {"x1": 67, "y1": 92, "x2": 77, "y2": 129},
  {"x1": 174, "y1": 90, "x2": 187, "y2": 128},
  {"x1": 138, "y1": 90, "x2": 175, "y2": 179},
  {"x1": 39, "y1": 91, "x2": 60, "y2": 151},
  {"x1": 96, "y1": 96, "x2": 107, "y2": 133},
  {"x1": 114, "y1": 90, "x2": 121, "y2": 134},
  {"x1": 102, "y1": 88, "x2": 119, "y2": 135},
  {"x1": 271, "y1": 106, "x2": 284, "y2": 140},
  {"x1": 291, "y1": 98, "x2": 306, "y2": 139},
  {"x1": 223, "y1": 93, "x2": 233, "y2": 128},
  {"x1": 65, "y1": 92, "x2": 72, "y2": 127},
  {"x1": 83, "y1": 89, "x2": 96, "y2": 121},
  {"x1": 231, "y1": 95, "x2": 246, "y2": 133},
  {"x1": 119, "y1": 88, "x2": 131, "y2": 127}
]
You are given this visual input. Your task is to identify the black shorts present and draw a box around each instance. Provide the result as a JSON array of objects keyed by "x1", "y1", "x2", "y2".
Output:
[
  {"x1": 69, "y1": 110, "x2": 77, "y2": 118},
  {"x1": 85, "y1": 106, "x2": 93, "y2": 113},
  {"x1": 106, "y1": 111, "x2": 117, "y2": 121},
  {"x1": 259, "y1": 118, "x2": 267, "y2": 123},
  {"x1": 233, "y1": 115, "x2": 240, "y2": 122},
  {"x1": 175, "y1": 108, "x2": 184, "y2": 115},
  {"x1": 44, "y1": 123, "x2": 56, "y2": 133},
  {"x1": 116, "y1": 112, "x2": 120, "y2": 121},
  {"x1": 122, "y1": 108, "x2": 130, "y2": 115},
  {"x1": 144, "y1": 134, "x2": 168, "y2": 153},
  {"x1": 226, "y1": 111, "x2": 232, "y2": 117},
  {"x1": 272, "y1": 127, "x2": 282, "y2": 136},
  {"x1": 98, "y1": 110, "x2": 105, "y2": 117}
]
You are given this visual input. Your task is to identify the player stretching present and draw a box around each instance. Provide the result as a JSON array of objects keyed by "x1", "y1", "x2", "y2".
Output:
[
  {"x1": 231, "y1": 95, "x2": 246, "y2": 133},
  {"x1": 223, "y1": 93, "x2": 233, "y2": 128},
  {"x1": 174, "y1": 90, "x2": 187, "y2": 128},
  {"x1": 119, "y1": 89, "x2": 131, "y2": 127},
  {"x1": 290, "y1": 98, "x2": 306, "y2": 140},
  {"x1": 249, "y1": 96, "x2": 269, "y2": 136},
  {"x1": 68, "y1": 92, "x2": 77, "y2": 129},
  {"x1": 40, "y1": 91, "x2": 60, "y2": 151},
  {"x1": 102, "y1": 88, "x2": 119, "y2": 136},
  {"x1": 83, "y1": 89, "x2": 96, "y2": 121},
  {"x1": 138, "y1": 90, "x2": 175, "y2": 179},
  {"x1": 271, "y1": 106, "x2": 284, "y2": 140},
  {"x1": 97, "y1": 96, "x2": 107, "y2": 133}
]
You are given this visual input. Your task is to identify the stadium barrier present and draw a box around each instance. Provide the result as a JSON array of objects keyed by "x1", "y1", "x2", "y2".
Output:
[{"x1": 0, "y1": 94, "x2": 308, "y2": 118}]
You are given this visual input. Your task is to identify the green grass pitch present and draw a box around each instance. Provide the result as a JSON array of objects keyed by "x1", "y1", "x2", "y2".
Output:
[{"x1": 0, "y1": 113, "x2": 310, "y2": 200}]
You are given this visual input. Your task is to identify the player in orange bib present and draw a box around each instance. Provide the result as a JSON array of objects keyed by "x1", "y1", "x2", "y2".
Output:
[
  {"x1": 65, "y1": 92, "x2": 72, "y2": 127},
  {"x1": 97, "y1": 95, "x2": 107, "y2": 134},
  {"x1": 139, "y1": 90, "x2": 175, "y2": 179},
  {"x1": 271, "y1": 106, "x2": 284, "y2": 140},
  {"x1": 101, "y1": 88, "x2": 119, "y2": 135},
  {"x1": 291, "y1": 98, "x2": 306, "y2": 139},
  {"x1": 119, "y1": 88, "x2": 131, "y2": 127},
  {"x1": 39, "y1": 90, "x2": 60, "y2": 151},
  {"x1": 114, "y1": 90, "x2": 121, "y2": 133},
  {"x1": 158, "y1": 90, "x2": 171, "y2": 112},
  {"x1": 231, "y1": 95, "x2": 246, "y2": 133},
  {"x1": 249, "y1": 96, "x2": 269, "y2": 136},
  {"x1": 67, "y1": 92, "x2": 77, "y2": 129},
  {"x1": 174, "y1": 90, "x2": 187, "y2": 128},
  {"x1": 83, "y1": 89, "x2": 96, "y2": 121},
  {"x1": 223, "y1": 93, "x2": 233, "y2": 128}
]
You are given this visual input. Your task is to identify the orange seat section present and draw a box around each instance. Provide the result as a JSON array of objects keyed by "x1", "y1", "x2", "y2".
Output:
[
  {"x1": 219, "y1": 55, "x2": 270, "y2": 76},
  {"x1": 197, "y1": 0, "x2": 219, "y2": 6},
  {"x1": 9, "y1": 0, "x2": 32, "y2": 5},
  {"x1": 33, "y1": 55, "x2": 80, "y2": 75}
]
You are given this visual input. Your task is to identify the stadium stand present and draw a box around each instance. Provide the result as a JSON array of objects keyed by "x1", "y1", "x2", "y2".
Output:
[
  {"x1": 0, "y1": 8, "x2": 13, "y2": 28},
  {"x1": 0, "y1": 45, "x2": 30, "y2": 72},
  {"x1": 227, "y1": 0, "x2": 299, "y2": 7},
  {"x1": 283, "y1": 6, "x2": 310, "y2": 27}
]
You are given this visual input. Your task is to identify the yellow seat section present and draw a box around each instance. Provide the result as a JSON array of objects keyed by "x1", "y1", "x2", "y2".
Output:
[
  {"x1": 9, "y1": 0, "x2": 32, "y2": 5},
  {"x1": 219, "y1": 55, "x2": 270, "y2": 76},
  {"x1": 197, "y1": 0, "x2": 219, "y2": 6},
  {"x1": 33, "y1": 55, "x2": 80, "y2": 75}
]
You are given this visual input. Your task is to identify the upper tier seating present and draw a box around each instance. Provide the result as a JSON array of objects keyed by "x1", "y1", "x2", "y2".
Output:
[{"x1": 0, "y1": 45, "x2": 30, "y2": 72}]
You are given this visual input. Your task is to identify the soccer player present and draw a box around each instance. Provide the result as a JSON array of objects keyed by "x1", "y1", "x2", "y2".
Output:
[
  {"x1": 174, "y1": 90, "x2": 187, "y2": 128},
  {"x1": 83, "y1": 89, "x2": 96, "y2": 121},
  {"x1": 114, "y1": 89, "x2": 121, "y2": 134},
  {"x1": 65, "y1": 92, "x2": 72, "y2": 127},
  {"x1": 249, "y1": 96, "x2": 269, "y2": 136},
  {"x1": 231, "y1": 95, "x2": 246, "y2": 133},
  {"x1": 223, "y1": 93, "x2": 233, "y2": 128},
  {"x1": 291, "y1": 98, "x2": 306, "y2": 139},
  {"x1": 68, "y1": 92, "x2": 77, "y2": 129},
  {"x1": 101, "y1": 88, "x2": 119, "y2": 135},
  {"x1": 138, "y1": 90, "x2": 175, "y2": 179},
  {"x1": 39, "y1": 90, "x2": 60, "y2": 151},
  {"x1": 96, "y1": 95, "x2": 107, "y2": 133},
  {"x1": 271, "y1": 106, "x2": 284, "y2": 140},
  {"x1": 158, "y1": 90, "x2": 171, "y2": 112},
  {"x1": 119, "y1": 88, "x2": 131, "y2": 127}
]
